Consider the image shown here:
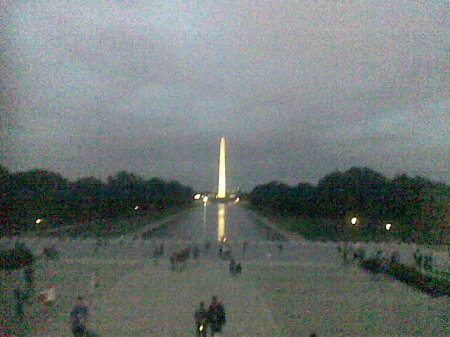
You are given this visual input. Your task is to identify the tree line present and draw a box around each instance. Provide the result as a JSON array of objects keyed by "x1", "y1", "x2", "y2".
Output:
[
  {"x1": 248, "y1": 167, "x2": 449, "y2": 244},
  {"x1": 0, "y1": 166, "x2": 193, "y2": 236}
]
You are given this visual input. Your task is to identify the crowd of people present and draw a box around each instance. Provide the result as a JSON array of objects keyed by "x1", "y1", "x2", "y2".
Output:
[
  {"x1": 337, "y1": 242, "x2": 436, "y2": 274},
  {"x1": 413, "y1": 249, "x2": 434, "y2": 272},
  {"x1": 194, "y1": 296, "x2": 226, "y2": 337},
  {"x1": 168, "y1": 240, "x2": 248, "y2": 273},
  {"x1": 7, "y1": 239, "x2": 309, "y2": 336}
]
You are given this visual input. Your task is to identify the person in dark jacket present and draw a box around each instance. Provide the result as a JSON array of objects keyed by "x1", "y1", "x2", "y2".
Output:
[
  {"x1": 23, "y1": 264, "x2": 35, "y2": 296},
  {"x1": 193, "y1": 245, "x2": 200, "y2": 260},
  {"x1": 70, "y1": 296, "x2": 88, "y2": 336},
  {"x1": 194, "y1": 302, "x2": 208, "y2": 337},
  {"x1": 235, "y1": 262, "x2": 242, "y2": 274},
  {"x1": 242, "y1": 241, "x2": 248, "y2": 253},
  {"x1": 207, "y1": 295, "x2": 226, "y2": 336},
  {"x1": 13, "y1": 288, "x2": 26, "y2": 320},
  {"x1": 229, "y1": 259, "x2": 236, "y2": 274}
]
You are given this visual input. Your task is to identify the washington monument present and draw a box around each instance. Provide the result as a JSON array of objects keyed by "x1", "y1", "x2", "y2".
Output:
[{"x1": 217, "y1": 137, "x2": 227, "y2": 199}]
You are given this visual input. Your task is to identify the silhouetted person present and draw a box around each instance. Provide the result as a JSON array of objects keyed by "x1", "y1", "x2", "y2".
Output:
[
  {"x1": 194, "y1": 302, "x2": 208, "y2": 337},
  {"x1": 153, "y1": 243, "x2": 164, "y2": 257},
  {"x1": 242, "y1": 241, "x2": 248, "y2": 253},
  {"x1": 70, "y1": 296, "x2": 88, "y2": 337},
  {"x1": 193, "y1": 245, "x2": 200, "y2": 260},
  {"x1": 390, "y1": 251, "x2": 399, "y2": 264},
  {"x1": 94, "y1": 239, "x2": 101, "y2": 252},
  {"x1": 342, "y1": 245, "x2": 349, "y2": 263},
  {"x1": 39, "y1": 285, "x2": 57, "y2": 316},
  {"x1": 208, "y1": 295, "x2": 226, "y2": 336},
  {"x1": 380, "y1": 259, "x2": 391, "y2": 274},
  {"x1": 23, "y1": 265, "x2": 35, "y2": 297},
  {"x1": 13, "y1": 288, "x2": 26, "y2": 320},
  {"x1": 89, "y1": 272, "x2": 100, "y2": 295},
  {"x1": 204, "y1": 241, "x2": 210, "y2": 253},
  {"x1": 235, "y1": 262, "x2": 242, "y2": 274},
  {"x1": 229, "y1": 259, "x2": 236, "y2": 274},
  {"x1": 223, "y1": 245, "x2": 231, "y2": 258},
  {"x1": 278, "y1": 243, "x2": 284, "y2": 253},
  {"x1": 354, "y1": 248, "x2": 365, "y2": 261},
  {"x1": 413, "y1": 249, "x2": 423, "y2": 271},
  {"x1": 423, "y1": 255, "x2": 433, "y2": 271}
]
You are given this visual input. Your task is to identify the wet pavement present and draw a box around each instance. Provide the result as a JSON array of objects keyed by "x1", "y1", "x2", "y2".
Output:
[{"x1": 4, "y1": 204, "x2": 449, "y2": 336}]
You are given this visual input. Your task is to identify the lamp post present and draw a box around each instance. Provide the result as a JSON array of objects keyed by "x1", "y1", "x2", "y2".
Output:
[{"x1": 202, "y1": 198, "x2": 207, "y2": 243}]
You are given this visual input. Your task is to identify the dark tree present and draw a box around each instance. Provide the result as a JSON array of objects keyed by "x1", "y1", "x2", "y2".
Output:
[
  {"x1": 249, "y1": 167, "x2": 448, "y2": 244},
  {"x1": 1, "y1": 168, "x2": 194, "y2": 236}
]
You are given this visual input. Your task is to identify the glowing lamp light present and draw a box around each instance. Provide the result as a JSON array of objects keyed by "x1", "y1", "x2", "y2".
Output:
[
  {"x1": 385, "y1": 223, "x2": 392, "y2": 231},
  {"x1": 36, "y1": 218, "x2": 43, "y2": 224},
  {"x1": 235, "y1": 197, "x2": 240, "y2": 203},
  {"x1": 193, "y1": 193, "x2": 202, "y2": 200},
  {"x1": 202, "y1": 196, "x2": 208, "y2": 203},
  {"x1": 134, "y1": 206, "x2": 139, "y2": 210},
  {"x1": 351, "y1": 217, "x2": 358, "y2": 225}
]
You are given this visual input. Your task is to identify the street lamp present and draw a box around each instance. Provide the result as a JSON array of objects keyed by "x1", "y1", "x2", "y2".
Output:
[
  {"x1": 351, "y1": 217, "x2": 358, "y2": 225},
  {"x1": 385, "y1": 223, "x2": 392, "y2": 231},
  {"x1": 36, "y1": 218, "x2": 43, "y2": 224}
]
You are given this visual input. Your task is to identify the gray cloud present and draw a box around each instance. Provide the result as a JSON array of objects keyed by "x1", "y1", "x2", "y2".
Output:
[{"x1": 2, "y1": 0, "x2": 449, "y2": 190}]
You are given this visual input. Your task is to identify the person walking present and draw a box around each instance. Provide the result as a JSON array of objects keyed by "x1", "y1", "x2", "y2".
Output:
[
  {"x1": 242, "y1": 241, "x2": 248, "y2": 253},
  {"x1": 235, "y1": 262, "x2": 242, "y2": 274},
  {"x1": 89, "y1": 272, "x2": 100, "y2": 301},
  {"x1": 23, "y1": 264, "x2": 35, "y2": 297},
  {"x1": 193, "y1": 245, "x2": 200, "y2": 260},
  {"x1": 207, "y1": 295, "x2": 226, "y2": 336},
  {"x1": 413, "y1": 249, "x2": 423, "y2": 271},
  {"x1": 278, "y1": 243, "x2": 284, "y2": 253},
  {"x1": 170, "y1": 255, "x2": 175, "y2": 270},
  {"x1": 229, "y1": 259, "x2": 236, "y2": 274},
  {"x1": 342, "y1": 244, "x2": 349, "y2": 264},
  {"x1": 223, "y1": 245, "x2": 231, "y2": 259},
  {"x1": 39, "y1": 285, "x2": 57, "y2": 317},
  {"x1": 13, "y1": 288, "x2": 26, "y2": 321},
  {"x1": 194, "y1": 302, "x2": 208, "y2": 337},
  {"x1": 70, "y1": 296, "x2": 89, "y2": 337}
]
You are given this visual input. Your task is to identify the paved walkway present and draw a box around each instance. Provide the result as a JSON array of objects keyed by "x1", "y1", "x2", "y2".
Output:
[
  {"x1": 13, "y1": 238, "x2": 448, "y2": 337},
  {"x1": 90, "y1": 258, "x2": 281, "y2": 337}
]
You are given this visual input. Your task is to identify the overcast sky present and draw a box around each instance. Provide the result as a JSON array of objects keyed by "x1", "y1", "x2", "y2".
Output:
[{"x1": 1, "y1": 0, "x2": 449, "y2": 191}]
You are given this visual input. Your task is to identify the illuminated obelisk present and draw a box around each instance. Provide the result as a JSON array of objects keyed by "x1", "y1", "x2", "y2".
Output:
[{"x1": 217, "y1": 137, "x2": 227, "y2": 199}]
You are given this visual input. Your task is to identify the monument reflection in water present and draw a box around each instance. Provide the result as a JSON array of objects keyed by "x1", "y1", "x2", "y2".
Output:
[{"x1": 217, "y1": 203, "x2": 227, "y2": 242}]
